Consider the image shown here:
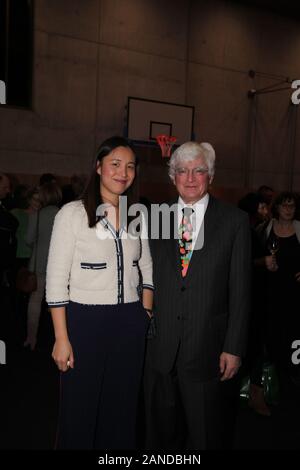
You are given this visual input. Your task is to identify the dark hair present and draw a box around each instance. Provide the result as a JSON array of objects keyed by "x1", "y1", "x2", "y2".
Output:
[
  {"x1": 82, "y1": 136, "x2": 137, "y2": 227},
  {"x1": 257, "y1": 185, "x2": 274, "y2": 204},
  {"x1": 257, "y1": 185, "x2": 274, "y2": 193},
  {"x1": 271, "y1": 191, "x2": 297, "y2": 219},
  {"x1": 0, "y1": 172, "x2": 10, "y2": 186},
  {"x1": 238, "y1": 192, "x2": 267, "y2": 217},
  {"x1": 39, "y1": 182, "x2": 62, "y2": 208},
  {"x1": 39, "y1": 173, "x2": 56, "y2": 186}
]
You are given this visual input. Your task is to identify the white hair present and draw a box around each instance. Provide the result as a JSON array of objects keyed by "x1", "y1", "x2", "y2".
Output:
[{"x1": 168, "y1": 141, "x2": 216, "y2": 182}]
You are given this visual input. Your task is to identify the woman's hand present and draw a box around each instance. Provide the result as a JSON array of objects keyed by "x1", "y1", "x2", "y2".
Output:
[
  {"x1": 144, "y1": 308, "x2": 153, "y2": 319},
  {"x1": 265, "y1": 255, "x2": 278, "y2": 272},
  {"x1": 52, "y1": 338, "x2": 74, "y2": 372}
]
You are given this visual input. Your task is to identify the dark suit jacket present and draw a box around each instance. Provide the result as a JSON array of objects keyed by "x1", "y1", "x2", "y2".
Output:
[{"x1": 146, "y1": 195, "x2": 252, "y2": 382}]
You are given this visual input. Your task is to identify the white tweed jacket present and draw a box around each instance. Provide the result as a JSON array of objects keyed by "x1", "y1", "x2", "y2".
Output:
[{"x1": 46, "y1": 201, "x2": 153, "y2": 307}]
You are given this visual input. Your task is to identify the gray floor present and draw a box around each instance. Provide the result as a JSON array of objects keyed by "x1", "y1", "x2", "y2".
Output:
[
  {"x1": 1, "y1": 347, "x2": 300, "y2": 451},
  {"x1": 1, "y1": 305, "x2": 300, "y2": 452}
]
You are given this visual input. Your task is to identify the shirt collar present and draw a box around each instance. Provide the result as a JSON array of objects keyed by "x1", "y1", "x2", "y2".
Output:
[{"x1": 178, "y1": 193, "x2": 209, "y2": 213}]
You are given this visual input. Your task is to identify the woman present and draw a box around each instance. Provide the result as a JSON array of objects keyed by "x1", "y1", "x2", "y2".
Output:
[
  {"x1": 24, "y1": 182, "x2": 61, "y2": 351},
  {"x1": 46, "y1": 136, "x2": 153, "y2": 449},
  {"x1": 12, "y1": 186, "x2": 40, "y2": 346},
  {"x1": 238, "y1": 192, "x2": 271, "y2": 416},
  {"x1": 262, "y1": 192, "x2": 300, "y2": 399}
]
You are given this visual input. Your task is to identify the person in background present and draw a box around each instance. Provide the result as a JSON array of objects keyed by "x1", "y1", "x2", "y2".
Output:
[
  {"x1": 11, "y1": 186, "x2": 36, "y2": 266},
  {"x1": 24, "y1": 182, "x2": 62, "y2": 351},
  {"x1": 39, "y1": 173, "x2": 57, "y2": 186},
  {"x1": 27, "y1": 188, "x2": 41, "y2": 213},
  {"x1": 257, "y1": 185, "x2": 275, "y2": 221},
  {"x1": 11, "y1": 185, "x2": 35, "y2": 346},
  {"x1": 61, "y1": 174, "x2": 86, "y2": 206},
  {"x1": 261, "y1": 192, "x2": 300, "y2": 399},
  {"x1": 0, "y1": 173, "x2": 18, "y2": 348},
  {"x1": 46, "y1": 136, "x2": 153, "y2": 449},
  {"x1": 238, "y1": 192, "x2": 272, "y2": 416}
]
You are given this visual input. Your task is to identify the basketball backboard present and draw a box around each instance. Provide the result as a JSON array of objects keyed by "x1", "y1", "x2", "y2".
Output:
[{"x1": 126, "y1": 97, "x2": 194, "y2": 146}]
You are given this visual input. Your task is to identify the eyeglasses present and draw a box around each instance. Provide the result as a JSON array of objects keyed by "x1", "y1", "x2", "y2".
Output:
[
  {"x1": 175, "y1": 167, "x2": 209, "y2": 177},
  {"x1": 280, "y1": 202, "x2": 295, "y2": 209}
]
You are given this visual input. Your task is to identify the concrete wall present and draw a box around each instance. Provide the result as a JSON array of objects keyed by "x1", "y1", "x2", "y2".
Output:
[{"x1": 0, "y1": 0, "x2": 300, "y2": 197}]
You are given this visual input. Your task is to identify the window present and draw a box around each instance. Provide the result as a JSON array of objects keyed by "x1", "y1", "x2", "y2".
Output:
[{"x1": 0, "y1": 0, "x2": 33, "y2": 108}]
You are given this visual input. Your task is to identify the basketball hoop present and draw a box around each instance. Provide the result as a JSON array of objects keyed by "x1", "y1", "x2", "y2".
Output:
[{"x1": 156, "y1": 134, "x2": 177, "y2": 158}]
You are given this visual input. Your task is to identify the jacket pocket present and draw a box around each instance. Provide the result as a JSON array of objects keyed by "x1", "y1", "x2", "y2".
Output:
[
  {"x1": 80, "y1": 262, "x2": 107, "y2": 270},
  {"x1": 130, "y1": 261, "x2": 140, "y2": 287}
]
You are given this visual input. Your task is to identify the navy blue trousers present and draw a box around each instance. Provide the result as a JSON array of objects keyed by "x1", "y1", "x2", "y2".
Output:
[{"x1": 56, "y1": 301, "x2": 149, "y2": 450}]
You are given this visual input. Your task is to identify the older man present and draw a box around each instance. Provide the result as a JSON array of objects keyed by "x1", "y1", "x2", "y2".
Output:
[{"x1": 144, "y1": 142, "x2": 251, "y2": 450}]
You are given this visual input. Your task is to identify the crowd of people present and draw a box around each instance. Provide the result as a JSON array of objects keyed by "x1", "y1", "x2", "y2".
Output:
[
  {"x1": 0, "y1": 137, "x2": 299, "y2": 450},
  {"x1": 0, "y1": 172, "x2": 86, "y2": 355}
]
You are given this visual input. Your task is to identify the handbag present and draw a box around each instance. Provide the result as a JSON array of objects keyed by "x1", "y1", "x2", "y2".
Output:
[
  {"x1": 262, "y1": 362, "x2": 280, "y2": 405},
  {"x1": 240, "y1": 362, "x2": 279, "y2": 405},
  {"x1": 16, "y1": 211, "x2": 39, "y2": 294}
]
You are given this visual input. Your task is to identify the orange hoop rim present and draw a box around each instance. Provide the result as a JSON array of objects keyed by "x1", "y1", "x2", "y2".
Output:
[{"x1": 156, "y1": 134, "x2": 177, "y2": 157}]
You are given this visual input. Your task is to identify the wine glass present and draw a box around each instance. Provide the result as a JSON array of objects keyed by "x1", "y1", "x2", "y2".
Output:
[{"x1": 267, "y1": 235, "x2": 279, "y2": 255}]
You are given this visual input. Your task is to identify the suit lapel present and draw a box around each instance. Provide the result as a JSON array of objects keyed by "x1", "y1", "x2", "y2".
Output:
[{"x1": 164, "y1": 203, "x2": 182, "y2": 283}]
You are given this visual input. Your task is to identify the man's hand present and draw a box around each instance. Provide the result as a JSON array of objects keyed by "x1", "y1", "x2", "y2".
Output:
[{"x1": 219, "y1": 352, "x2": 241, "y2": 381}]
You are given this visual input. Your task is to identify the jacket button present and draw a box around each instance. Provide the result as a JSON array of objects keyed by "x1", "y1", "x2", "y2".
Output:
[
  {"x1": 181, "y1": 286, "x2": 186, "y2": 292},
  {"x1": 177, "y1": 315, "x2": 181, "y2": 320}
]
